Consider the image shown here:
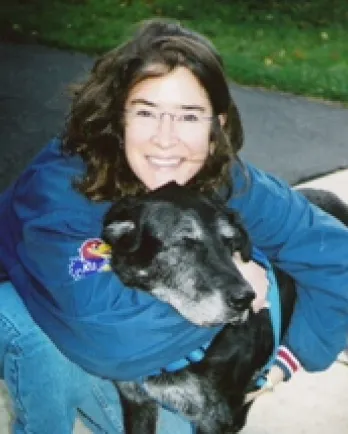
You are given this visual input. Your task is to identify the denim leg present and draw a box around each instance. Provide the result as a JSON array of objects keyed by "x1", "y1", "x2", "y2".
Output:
[
  {"x1": 0, "y1": 281, "x2": 123, "y2": 434},
  {"x1": 77, "y1": 377, "x2": 124, "y2": 433},
  {"x1": 157, "y1": 407, "x2": 195, "y2": 434},
  {"x1": 0, "y1": 281, "x2": 195, "y2": 434}
]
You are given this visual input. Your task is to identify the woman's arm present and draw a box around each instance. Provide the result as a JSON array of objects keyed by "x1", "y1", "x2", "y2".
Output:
[{"x1": 229, "y1": 161, "x2": 348, "y2": 372}]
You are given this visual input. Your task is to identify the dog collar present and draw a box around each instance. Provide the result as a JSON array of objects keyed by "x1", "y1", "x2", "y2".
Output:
[{"x1": 144, "y1": 339, "x2": 214, "y2": 378}]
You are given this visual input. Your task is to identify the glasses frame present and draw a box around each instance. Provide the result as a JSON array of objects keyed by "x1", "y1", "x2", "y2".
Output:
[{"x1": 124, "y1": 108, "x2": 215, "y2": 126}]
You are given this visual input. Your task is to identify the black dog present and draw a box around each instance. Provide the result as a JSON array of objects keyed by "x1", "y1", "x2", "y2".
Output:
[{"x1": 102, "y1": 182, "x2": 348, "y2": 434}]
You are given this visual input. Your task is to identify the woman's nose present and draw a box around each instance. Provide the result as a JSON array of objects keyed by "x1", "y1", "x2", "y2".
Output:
[{"x1": 151, "y1": 113, "x2": 178, "y2": 149}]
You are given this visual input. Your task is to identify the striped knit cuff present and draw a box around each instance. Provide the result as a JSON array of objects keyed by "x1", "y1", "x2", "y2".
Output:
[{"x1": 274, "y1": 345, "x2": 301, "y2": 381}]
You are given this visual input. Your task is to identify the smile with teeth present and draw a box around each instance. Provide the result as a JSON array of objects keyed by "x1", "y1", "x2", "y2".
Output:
[{"x1": 147, "y1": 156, "x2": 183, "y2": 168}]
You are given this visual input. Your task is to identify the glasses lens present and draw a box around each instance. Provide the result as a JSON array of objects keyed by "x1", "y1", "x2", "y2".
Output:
[{"x1": 126, "y1": 109, "x2": 212, "y2": 136}]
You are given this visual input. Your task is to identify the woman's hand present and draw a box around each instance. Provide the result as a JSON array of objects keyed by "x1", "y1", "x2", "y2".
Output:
[
  {"x1": 233, "y1": 252, "x2": 269, "y2": 313},
  {"x1": 233, "y1": 253, "x2": 290, "y2": 403},
  {"x1": 244, "y1": 365, "x2": 286, "y2": 403}
]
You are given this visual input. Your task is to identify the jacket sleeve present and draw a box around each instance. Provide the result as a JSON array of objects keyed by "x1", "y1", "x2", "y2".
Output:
[{"x1": 229, "y1": 161, "x2": 348, "y2": 372}]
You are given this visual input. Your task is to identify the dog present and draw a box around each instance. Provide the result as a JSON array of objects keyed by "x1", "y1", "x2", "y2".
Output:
[{"x1": 102, "y1": 182, "x2": 348, "y2": 434}]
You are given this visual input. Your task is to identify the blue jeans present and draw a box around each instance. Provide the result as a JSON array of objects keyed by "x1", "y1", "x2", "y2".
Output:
[{"x1": 0, "y1": 281, "x2": 193, "y2": 433}]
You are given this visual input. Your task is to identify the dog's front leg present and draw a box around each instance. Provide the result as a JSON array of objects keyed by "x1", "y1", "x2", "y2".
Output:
[{"x1": 119, "y1": 391, "x2": 158, "y2": 434}]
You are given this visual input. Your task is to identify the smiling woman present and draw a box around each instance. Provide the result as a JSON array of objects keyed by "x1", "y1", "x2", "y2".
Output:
[{"x1": 62, "y1": 20, "x2": 242, "y2": 200}]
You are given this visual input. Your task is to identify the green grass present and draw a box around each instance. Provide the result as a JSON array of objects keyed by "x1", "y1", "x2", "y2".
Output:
[{"x1": 1, "y1": 0, "x2": 348, "y2": 102}]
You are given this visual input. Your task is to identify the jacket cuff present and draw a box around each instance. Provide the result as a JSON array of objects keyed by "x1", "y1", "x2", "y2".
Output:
[{"x1": 274, "y1": 345, "x2": 301, "y2": 381}]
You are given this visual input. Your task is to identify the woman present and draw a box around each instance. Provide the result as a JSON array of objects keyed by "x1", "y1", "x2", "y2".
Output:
[{"x1": 0, "y1": 18, "x2": 347, "y2": 433}]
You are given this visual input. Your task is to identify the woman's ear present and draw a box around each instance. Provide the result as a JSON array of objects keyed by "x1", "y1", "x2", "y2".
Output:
[
  {"x1": 218, "y1": 113, "x2": 227, "y2": 127},
  {"x1": 209, "y1": 141, "x2": 215, "y2": 156}
]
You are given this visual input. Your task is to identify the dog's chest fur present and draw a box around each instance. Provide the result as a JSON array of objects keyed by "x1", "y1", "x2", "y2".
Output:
[{"x1": 117, "y1": 371, "x2": 231, "y2": 427}]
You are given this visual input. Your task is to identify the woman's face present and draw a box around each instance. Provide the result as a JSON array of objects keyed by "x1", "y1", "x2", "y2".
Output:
[{"x1": 124, "y1": 67, "x2": 214, "y2": 191}]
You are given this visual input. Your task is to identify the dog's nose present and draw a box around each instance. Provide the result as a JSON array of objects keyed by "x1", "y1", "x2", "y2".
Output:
[{"x1": 228, "y1": 288, "x2": 255, "y2": 311}]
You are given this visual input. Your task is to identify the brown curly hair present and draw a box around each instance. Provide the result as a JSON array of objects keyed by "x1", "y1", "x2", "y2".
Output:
[{"x1": 62, "y1": 18, "x2": 244, "y2": 202}]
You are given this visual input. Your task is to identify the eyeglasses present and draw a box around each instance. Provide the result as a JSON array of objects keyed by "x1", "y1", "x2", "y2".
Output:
[{"x1": 124, "y1": 108, "x2": 214, "y2": 135}]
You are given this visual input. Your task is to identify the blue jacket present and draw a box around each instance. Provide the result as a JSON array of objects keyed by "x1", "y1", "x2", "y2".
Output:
[{"x1": 1, "y1": 137, "x2": 347, "y2": 380}]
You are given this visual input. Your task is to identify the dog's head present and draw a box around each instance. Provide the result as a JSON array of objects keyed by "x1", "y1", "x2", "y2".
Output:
[{"x1": 102, "y1": 182, "x2": 255, "y2": 326}]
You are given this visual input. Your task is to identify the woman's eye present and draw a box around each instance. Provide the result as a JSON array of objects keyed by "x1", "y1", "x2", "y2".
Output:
[
  {"x1": 136, "y1": 109, "x2": 155, "y2": 118},
  {"x1": 181, "y1": 113, "x2": 200, "y2": 123}
]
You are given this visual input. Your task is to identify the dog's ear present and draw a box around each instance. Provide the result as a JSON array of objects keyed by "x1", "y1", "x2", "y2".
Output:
[
  {"x1": 102, "y1": 219, "x2": 139, "y2": 252},
  {"x1": 226, "y1": 211, "x2": 252, "y2": 262},
  {"x1": 102, "y1": 198, "x2": 142, "y2": 253},
  {"x1": 206, "y1": 194, "x2": 252, "y2": 262}
]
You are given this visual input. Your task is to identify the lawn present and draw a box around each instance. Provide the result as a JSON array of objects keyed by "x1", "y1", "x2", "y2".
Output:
[{"x1": 1, "y1": 0, "x2": 348, "y2": 103}]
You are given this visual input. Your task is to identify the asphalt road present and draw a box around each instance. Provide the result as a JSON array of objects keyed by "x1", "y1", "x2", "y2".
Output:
[{"x1": 1, "y1": 42, "x2": 348, "y2": 192}]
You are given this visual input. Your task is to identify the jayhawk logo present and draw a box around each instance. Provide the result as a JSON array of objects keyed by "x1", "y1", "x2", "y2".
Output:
[{"x1": 69, "y1": 238, "x2": 112, "y2": 281}]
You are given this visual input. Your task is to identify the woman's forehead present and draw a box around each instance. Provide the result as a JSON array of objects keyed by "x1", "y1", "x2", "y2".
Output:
[{"x1": 126, "y1": 66, "x2": 212, "y2": 111}]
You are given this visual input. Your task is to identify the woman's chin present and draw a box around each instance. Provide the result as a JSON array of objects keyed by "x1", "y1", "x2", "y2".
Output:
[{"x1": 148, "y1": 176, "x2": 181, "y2": 191}]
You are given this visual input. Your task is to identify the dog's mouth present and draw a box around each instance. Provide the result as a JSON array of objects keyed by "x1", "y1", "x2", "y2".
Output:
[
  {"x1": 200, "y1": 309, "x2": 251, "y2": 327},
  {"x1": 228, "y1": 309, "x2": 250, "y2": 325}
]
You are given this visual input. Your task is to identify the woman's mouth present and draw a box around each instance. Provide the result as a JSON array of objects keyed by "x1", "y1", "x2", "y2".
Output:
[{"x1": 147, "y1": 156, "x2": 183, "y2": 168}]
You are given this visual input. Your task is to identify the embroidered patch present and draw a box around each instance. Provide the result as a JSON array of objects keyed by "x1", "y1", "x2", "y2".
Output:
[{"x1": 69, "y1": 238, "x2": 111, "y2": 281}]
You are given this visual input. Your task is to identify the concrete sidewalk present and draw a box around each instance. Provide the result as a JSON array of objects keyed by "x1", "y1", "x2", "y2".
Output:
[{"x1": 1, "y1": 170, "x2": 348, "y2": 433}]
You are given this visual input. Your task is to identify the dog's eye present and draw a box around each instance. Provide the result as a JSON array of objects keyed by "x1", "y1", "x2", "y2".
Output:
[
  {"x1": 222, "y1": 229, "x2": 251, "y2": 261},
  {"x1": 221, "y1": 234, "x2": 237, "y2": 250},
  {"x1": 181, "y1": 236, "x2": 201, "y2": 248}
]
